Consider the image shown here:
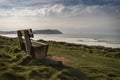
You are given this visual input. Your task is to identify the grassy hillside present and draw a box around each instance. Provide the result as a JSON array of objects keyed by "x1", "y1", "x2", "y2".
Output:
[{"x1": 0, "y1": 36, "x2": 120, "y2": 80}]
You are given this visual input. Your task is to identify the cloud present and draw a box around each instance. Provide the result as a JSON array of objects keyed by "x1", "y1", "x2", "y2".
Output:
[
  {"x1": 0, "y1": 4, "x2": 119, "y2": 18},
  {"x1": 0, "y1": 0, "x2": 119, "y2": 34}
]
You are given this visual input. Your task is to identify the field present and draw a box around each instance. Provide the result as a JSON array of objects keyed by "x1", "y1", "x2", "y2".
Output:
[{"x1": 0, "y1": 36, "x2": 120, "y2": 80}]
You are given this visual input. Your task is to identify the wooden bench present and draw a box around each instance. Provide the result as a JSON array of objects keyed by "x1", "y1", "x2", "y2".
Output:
[{"x1": 17, "y1": 29, "x2": 48, "y2": 60}]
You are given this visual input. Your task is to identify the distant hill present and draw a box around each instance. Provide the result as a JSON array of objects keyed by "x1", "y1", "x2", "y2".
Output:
[
  {"x1": 0, "y1": 31, "x2": 16, "y2": 34},
  {"x1": 0, "y1": 29, "x2": 63, "y2": 34},
  {"x1": 33, "y1": 29, "x2": 62, "y2": 34}
]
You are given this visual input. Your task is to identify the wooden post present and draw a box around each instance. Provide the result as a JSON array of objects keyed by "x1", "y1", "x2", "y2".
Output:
[
  {"x1": 24, "y1": 30, "x2": 32, "y2": 54},
  {"x1": 17, "y1": 31, "x2": 24, "y2": 50}
]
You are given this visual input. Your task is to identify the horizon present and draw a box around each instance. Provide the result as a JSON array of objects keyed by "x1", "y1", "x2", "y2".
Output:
[{"x1": 0, "y1": 0, "x2": 120, "y2": 34}]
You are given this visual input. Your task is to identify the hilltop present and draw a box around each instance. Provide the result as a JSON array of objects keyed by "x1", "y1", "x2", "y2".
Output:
[{"x1": 0, "y1": 36, "x2": 120, "y2": 80}]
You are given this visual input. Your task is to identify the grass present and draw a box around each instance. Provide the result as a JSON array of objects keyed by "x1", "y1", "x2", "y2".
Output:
[{"x1": 0, "y1": 36, "x2": 120, "y2": 80}]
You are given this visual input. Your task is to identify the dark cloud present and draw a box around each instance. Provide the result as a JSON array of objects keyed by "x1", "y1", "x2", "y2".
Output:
[{"x1": 0, "y1": 0, "x2": 120, "y2": 9}]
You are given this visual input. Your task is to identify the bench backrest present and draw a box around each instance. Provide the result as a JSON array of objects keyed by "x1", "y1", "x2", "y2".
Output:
[{"x1": 17, "y1": 29, "x2": 33, "y2": 54}]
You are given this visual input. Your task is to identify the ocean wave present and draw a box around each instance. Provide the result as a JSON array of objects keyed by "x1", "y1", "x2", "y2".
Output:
[
  {"x1": 1, "y1": 34, "x2": 120, "y2": 48},
  {"x1": 77, "y1": 38, "x2": 98, "y2": 42}
]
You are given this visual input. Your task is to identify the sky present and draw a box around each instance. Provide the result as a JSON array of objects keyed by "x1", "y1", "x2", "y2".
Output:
[{"x1": 0, "y1": 0, "x2": 120, "y2": 34}]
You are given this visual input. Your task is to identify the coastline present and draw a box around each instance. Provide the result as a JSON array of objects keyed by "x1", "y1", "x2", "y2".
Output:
[{"x1": 0, "y1": 35, "x2": 120, "y2": 80}]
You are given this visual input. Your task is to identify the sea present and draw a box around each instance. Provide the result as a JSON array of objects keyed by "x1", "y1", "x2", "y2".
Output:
[{"x1": 0, "y1": 33, "x2": 120, "y2": 48}]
